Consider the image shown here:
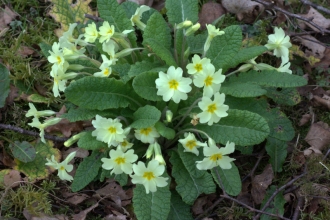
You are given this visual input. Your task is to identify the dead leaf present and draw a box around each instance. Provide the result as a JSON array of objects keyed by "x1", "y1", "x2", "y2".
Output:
[
  {"x1": 96, "y1": 180, "x2": 130, "y2": 207},
  {"x1": 198, "y1": 2, "x2": 225, "y2": 29},
  {"x1": 104, "y1": 213, "x2": 127, "y2": 220},
  {"x1": 63, "y1": 147, "x2": 89, "y2": 159},
  {"x1": 23, "y1": 208, "x2": 69, "y2": 220},
  {"x1": 251, "y1": 164, "x2": 274, "y2": 204},
  {"x1": 0, "y1": 5, "x2": 18, "y2": 32},
  {"x1": 298, "y1": 7, "x2": 330, "y2": 32},
  {"x1": 16, "y1": 46, "x2": 36, "y2": 58},
  {"x1": 315, "y1": 48, "x2": 330, "y2": 69},
  {"x1": 295, "y1": 35, "x2": 326, "y2": 59},
  {"x1": 304, "y1": 121, "x2": 330, "y2": 153},
  {"x1": 67, "y1": 194, "x2": 89, "y2": 205},
  {"x1": 192, "y1": 196, "x2": 208, "y2": 215},
  {"x1": 312, "y1": 95, "x2": 330, "y2": 110},
  {"x1": 3, "y1": 169, "x2": 21, "y2": 188},
  {"x1": 221, "y1": 0, "x2": 265, "y2": 23},
  {"x1": 72, "y1": 202, "x2": 98, "y2": 220},
  {"x1": 299, "y1": 113, "x2": 312, "y2": 126}
]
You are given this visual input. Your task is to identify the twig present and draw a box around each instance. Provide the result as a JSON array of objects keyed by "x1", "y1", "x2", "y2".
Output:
[
  {"x1": 253, "y1": 171, "x2": 306, "y2": 220},
  {"x1": 194, "y1": 197, "x2": 225, "y2": 220},
  {"x1": 242, "y1": 148, "x2": 266, "y2": 182},
  {"x1": 0, "y1": 123, "x2": 68, "y2": 142},
  {"x1": 292, "y1": 196, "x2": 304, "y2": 220},
  {"x1": 85, "y1": 13, "x2": 103, "y2": 22},
  {"x1": 300, "y1": 0, "x2": 330, "y2": 15},
  {"x1": 220, "y1": 194, "x2": 291, "y2": 220},
  {"x1": 251, "y1": 0, "x2": 330, "y2": 34}
]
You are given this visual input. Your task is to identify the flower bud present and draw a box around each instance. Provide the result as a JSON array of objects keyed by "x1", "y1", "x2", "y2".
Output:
[
  {"x1": 185, "y1": 23, "x2": 200, "y2": 36},
  {"x1": 153, "y1": 142, "x2": 166, "y2": 165},
  {"x1": 176, "y1": 20, "x2": 193, "y2": 29},
  {"x1": 145, "y1": 143, "x2": 154, "y2": 159},
  {"x1": 64, "y1": 132, "x2": 85, "y2": 147},
  {"x1": 166, "y1": 110, "x2": 173, "y2": 123}
]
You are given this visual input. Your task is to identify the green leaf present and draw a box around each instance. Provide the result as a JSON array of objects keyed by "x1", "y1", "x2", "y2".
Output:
[
  {"x1": 265, "y1": 137, "x2": 287, "y2": 173},
  {"x1": 65, "y1": 77, "x2": 141, "y2": 110},
  {"x1": 0, "y1": 63, "x2": 10, "y2": 108},
  {"x1": 235, "y1": 145, "x2": 254, "y2": 155},
  {"x1": 231, "y1": 46, "x2": 268, "y2": 67},
  {"x1": 187, "y1": 33, "x2": 207, "y2": 54},
  {"x1": 221, "y1": 81, "x2": 267, "y2": 98},
  {"x1": 133, "y1": 180, "x2": 171, "y2": 220},
  {"x1": 196, "y1": 109, "x2": 270, "y2": 146},
  {"x1": 9, "y1": 141, "x2": 36, "y2": 163},
  {"x1": 165, "y1": 0, "x2": 199, "y2": 25},
  {"x1": 69, "y1": 58, "x2": 99, "y2": 74},
  {"x1": 14, "y1": 141, "x2": 60, "y2": 182},
  {"x1": 61, "y1": 108, "x2": 120, "y2": 122},
  {"x1": 264, "y1": 87, "x2": 301, "y2": 106},
  {"x1": 260, "y1": 185, "x2": 286, "y2": 220},
  {"x1": 170, "y1": 150, "x2": 216, "y2": 205},
  {"x1": 130, "y1": 105, "x2": 161, "y2": 129},
  {"x1": 231, "y1": 70, "x2": 307, "y2": 88},
  {"x1": 128, "y1": 61, "x2": 166, "y2": 78},
  {"x1": 211, "y1": 163, "x2": 242, "y2": 196},
  {"x1": 77, "y1": 131, "x2": 108, "y2": 150},
  {"x1": 206, "y1": 25, "x2": 242, "y2": 72},
  {"x1": 132, "y1": 72, "x2": 162, "y2": 101},
  {"x1": 155, "y1": 122, "x2": 175, "y2": 140},
  {"x1": 100, "y1": 169, "x2": 128, "y2": 186},
  {"x1": 168, "y1": 191, "x2": 193, "y2": 220},
  {"x1": 177, "y1": 144, "x2": 205, "y2": 178},
  {"x1": 112, "y1": 63, "x2": 131, "y2": 83},
  {"x1": 71, "y1": 151, "x2": 104, "y2": 192},
  {"x1": 144, "y1": 38, "x2": 177, "y2": 66},
  {"x1": 97, "y1": 0, "x2": 137, "y2": 47},
  {"x1": 144, "y1": 12, "x2": 171, "y2": 51},
  {"x1": 38, "y1": 42, "x2": 52, "y2": 58}
]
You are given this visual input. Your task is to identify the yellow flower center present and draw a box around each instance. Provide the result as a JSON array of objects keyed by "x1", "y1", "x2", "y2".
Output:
[
  {"x1": 115, "y1": 157, "x2": 126, "y2": 164},
  {"x1": 186, "y1": 140, "x2": 196, "y2": 150},
  {"x1": 168, "y1": 79, "x2": 179, "y2": 90},
  {"x1": 194, "y1": 63, "x2": 202, "y2": 72},
  {"x1": 108, "y1": 126, "x2": 117, "y2": 133},
  {"x1": 140, "y1": 127, "x2": 152, "y2": 135},
  {"x1": 59, "y1": 166, "x2": 65, "y2": 171},
  {"x1": 207, "y1": 103, "x2": 217, "y2": 113},
  {"x1": 210, "y1": 153, "x2": 222, "y2": 161},
  {"x1": 107, "y1": 29, "x2": 113, "y2": 35},
  {"x1": 104, "y1": 68, "x2": 110, "y2": 76},
  {"x1": 54, "y1": 78, "x2": 59, "y2": 85},
  {"x1": 204, "y1": 76, "x2": 213, "y2": 86},
  {"x1": 56, "y1": 56, "x2": 62, "y2": 64},
  {"x1": 143, "y1": 171, "x2": 155, "y2": 180},
  {"x1": 121, "y1": 140, "x2": 128, "y2": 147}
]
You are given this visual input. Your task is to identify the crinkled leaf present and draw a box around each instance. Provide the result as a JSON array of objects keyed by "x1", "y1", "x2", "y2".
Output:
[
  {"x1": 144, "y1": 38, "x2": 177, "y2": 66},
  {"x1": 38, "y1": 42, "x2": 52, "y2": 58},
  {"x1": 130, "y1": 105, "x2": 161, "y2": 129},
  {"x1": 48, "y1": 0, "x2": 95, "y2": 36},
  {"x1": 128, "y1": 61, "x2": 166, "y2": 78},
  {"x1": 77, "y1": 131, "x2": 108, "y2": 150},
  {"x1": 235, "y1": 145, "x2": 254, "y2": 155},
  {"x1": 97, "y1": 0, "x2": 137, "y2": 47},
  {"x1": 232, "y1": 46, "x2": 268, "y2": 67},
  {"x1": 168, "y1": 190, "x2": 193, "y2": 220},
  {"x1": 0, "y1": 64, "x2": 10, "y2": 108},
  {"x1": 132, "y1": 72, "x2": 162, "y2": 101},
  {"x1": 14, "y1": 141, "x2": 60, "y2": 182},
  {"x1": 187, "y1": 33, "x2": 207, "y2": 54},
  {"x1": 144, "y1": 12, "x2": 171, "y2": 51},
  {"x1": 155, "y1": 122, "x2": 175, "y2": 140},
  {"x1": 112, "y1": 63, "x2": 131, "y2": 83},
  {"x1": 133, "y1": 177, "x2": 171, "y2": 220},
  {"x1": 196, "y1": 109, "x2": 270, "y2": 146},
  {"x1": 165, "y1": 0, "x2": 199, "y2": 25},
  {"x1": 265, "y1": 137, "x2": 287, "y2": 173},
  {"x1": 170, "y1": 150, "x2": 216, "y2": 205},
  {"x1": 65, "y1": 77, "x2": 141, "y2": 110},
  {"x1": 221, "y1": 81, "x2": 267, "y2": 97},
  {"x1": 9, "y1": 141, "x2": 36, "y2": 163},
  {"x1": 206, "y1": 25, "x2": 242, "y2": 72},
  {"x1": 260, "y1": 185, "x2": 286, "y2": 220},
  {"x1": 231, "y1": 70, "x2": 307, "y2": 87},
  {"x1": 71, "y1": 150, "x2": 105, "y2": 192},
  {"x1": 61, "y1": 108, "x2": 120, "y2": 122},
  {"x1": 264, "y1": 87, "x2": 301, "y2": 106},
  {"x1": 211, "y1": 163, "x2": 242, "y2": 196},
  {"x1": 177, "y1": 144, "x2": 205, "y2": 178}
]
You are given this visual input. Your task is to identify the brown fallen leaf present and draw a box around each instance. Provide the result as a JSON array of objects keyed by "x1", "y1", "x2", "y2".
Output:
[
  {"x1": 304, "y1": 121, "x2": 330, "y2": 154},
  {"x1": 3, "y1": 169, "x2": 21, "y2": 188},
  {"x1": 23, "y1": 208, "x2": 69, "y2": 220},
  {"x1": 5, "y1": 84, "x2": 19, "y2": 106},
  {"x1": 96, "y1": 180, "x2": 130, "y2": 207},
  {"x1": 221, "y1": 0, "x2": 265, "y2": 23},
  {"x1": 299, "y1": 113, "x2": 312, "y2": 126},
  {"x1": 198, "y1": 2, "x2": 226, "y2": 29},
  {"x1": 298, "y1": 7, "x2": 330, "y2": 32},
  {"x1": 72, "y1": 203, "x2": 98, "y2": 220},
  {"x1": 192, "y1": 195, "x2": 208, "y2": 215},
  {"x1": 251, "y1": 164, "x2": 274, "y2": 204},
  {"x1": 295, "y1": 35, "x2": 326, "y2": 59},
  {"x1": 312, "y1": 95, "x2": 330, "y2": 110},
  {"x1": 16, "y1": 46, "x2": 36, "y2": 58},
  {"x1": 63, "y1": 147, "x2": 89, "y2": 159},
  {"x1": 0, "y1": 5, "x2": 18, "y2": 32}
]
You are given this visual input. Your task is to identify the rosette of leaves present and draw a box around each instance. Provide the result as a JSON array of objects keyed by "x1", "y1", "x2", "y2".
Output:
[{"x1": 40, "y1": 0, "x2": 307, "y2": 219}]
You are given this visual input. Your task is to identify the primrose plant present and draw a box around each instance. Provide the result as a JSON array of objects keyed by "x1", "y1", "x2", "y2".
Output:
[{"x1": 30, "y1": 0, "x2": 307, "y2": 219}]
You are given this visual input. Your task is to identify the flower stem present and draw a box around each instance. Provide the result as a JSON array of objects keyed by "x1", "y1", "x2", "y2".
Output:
[{"x1": 174, "y1": 97, "x2": 201, "y2": 130}]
